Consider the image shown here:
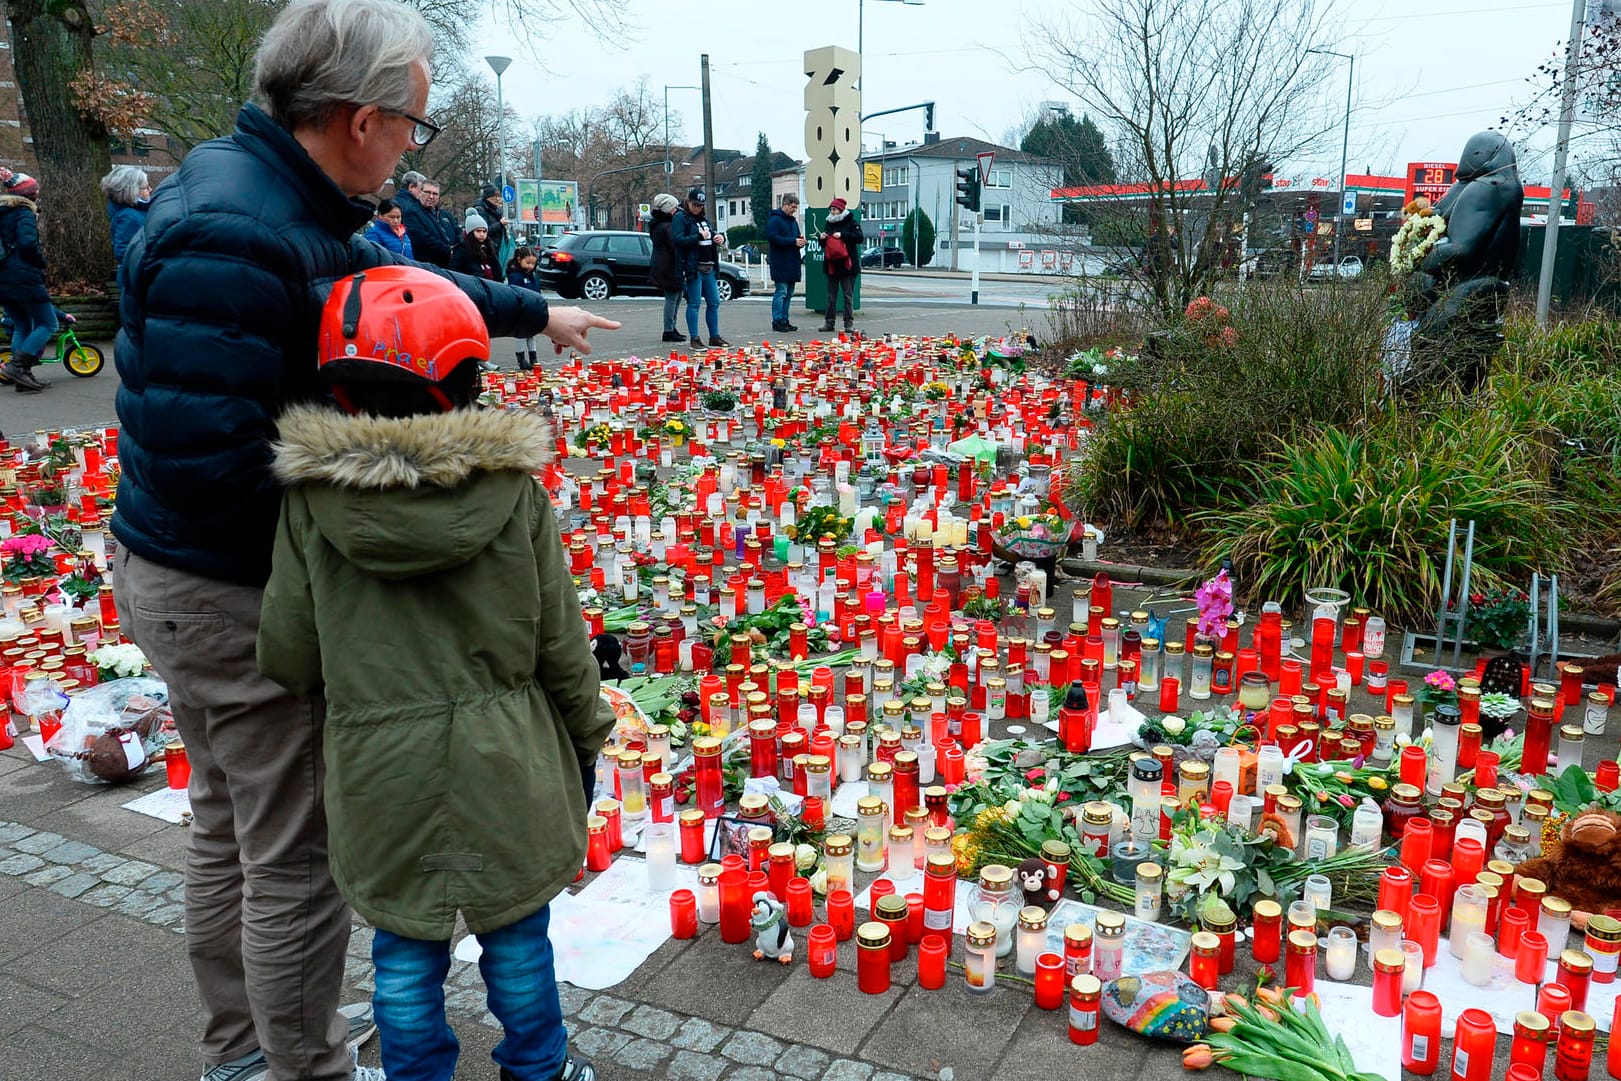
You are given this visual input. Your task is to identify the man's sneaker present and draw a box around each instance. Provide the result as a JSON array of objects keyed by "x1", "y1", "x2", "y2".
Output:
[
  {"x1": 690, "y1": 336, "x2": 703, "y2": 349},
  {"x1": 709, "y1": 336, "x2": 729, "y2": 347},
  {"x1": 661, "y1": 330, "x2": 684, "y2": 342},
  {"x1": 782, "y1": 323, "x2": 798, "y2": 332},
  {"x1": 500, "y1": 1057, "x2": 596, "y2": 1081},
  {"x1": 341, "y1": 1001, "x2": 377, "y2": 1054},
  {"x1": 0, "y1": 361, "x2": 48, "y2": 391},
  {"x1": 200, "y1": 1050, "x2": 268, "y2": 1081},
  {"x1": 350, "y1": 1045, "x2": 386, "y2": 1080}
]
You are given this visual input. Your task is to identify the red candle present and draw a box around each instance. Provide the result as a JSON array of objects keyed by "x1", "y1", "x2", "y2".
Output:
[
  {"x1": 1607, "y1": 998, "x2": 1621, "y2": 1079},
  {"x1": 1401, "y1": 819, "x2": 1434, "y2": 876},
  {"x1": 1476, "y1": 751, "x2": 1501, "y2": 790},
  {"x1": 918, "y1": 933, "x2": 948, "y2": 990},
  {"x1": 856, "y1": 922, "x2": 892, "y2": 994},
  {"x1": 868, "y1": 878, "x2": 896, "y2": 924},
  {"x1": 1409, "y1": 893, "x2": 1442, "y2": 967},
  {"x1": 1034, "y1": 952, "x2": 1066, "y2": 1009},
  {"x1": 1421, "y1": 859, "x2": 1456, "y2": 920},
  {"x1": 1500, "y1": 906, "x2": 1530, "y2": 959},
  {"x1": 786, "y1": 877, "x2": 815, "y2": 927},
  {"x1": 1400, "y1": 745, "x2": 1428, "y2": 788},
  {"x1": 904, "y1": 892, "x2": 926, "y2": 944},
  {"x1": 1068, "y1": 975, "x2": 1102, "y2": 1045},
  {"x1": 1372, "y1": 948, "x2": 1405, "y2": 1016},
  {"x1": 1541, "y1": 984, "x2": 1574, "y2": 1026},
  {"x1": 1284, "y1": 929, "x2": 1317, "y2": 994},
  {"x1": 1159, "y1": 675, "x2": 1180, "y2": 714},
  {"x1": 1451, "y1": 1008, "x2": 1497, "y2": 1081},
  {"x1": 1379, "y1": 866, "x2": 1415, "y2": 924},
  {"x1": 1555, "y1": 1011, "x2": 1596, "y2": 1081},
  {"x1": 1191, "y1": 932, "x2": 1221, "y2": 990},
  {"x1": 678, "y1": 811, "x2": 706, "y2": 863},
  {"x1": 807, "y1": 924, "x2": 837, "y2": 978},
  {"x1": 1404, "y1": 990, "x2": 1443, "y2": 1075},
  {"x1": 718, "y1": 868, "x2": 751, "y2": 944},
  {"x1": 693, "y1": 737, "x2": 725, "y2": 819},
  {"x1": 1280, "y1": 658, "x2": 1303, "y2": 697},
  {"x1": 585, "y1": 817, "x2": 612, "y2": 871},
  {"x1": 827, "y1": 889, "x2": 856, "y2": 941},
  {"x1": 669, "y1": 889, "x2": 698, "y2": 939},
  {"x1": 1510, "y1": 1011, "x2": 1551, "y2": 1075},
  {"x1": 768, "y1": 846, "x2": 795, "y2": 902},
  {"x1": 1251, "y1": 900, "x2": 1283, "y2": 963},
  {"x1": 1519, "y1": 932, "x2": 1551, "y2": 983}
]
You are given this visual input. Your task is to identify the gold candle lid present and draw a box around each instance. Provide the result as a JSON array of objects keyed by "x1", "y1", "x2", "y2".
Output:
[
  {"x1": 965, "y1": 921, "x2": 998, "y2": 948},
  {"x1": 1065, "y1": 922, "x2": 1093, "y2": 946},
  {"x1": 979, "y1": 863, "x2": 1013, "y2": 889},
  {"x1": 1071, "y1": 973, "x2": 1103, "y2": 996},
  {"x1": 856, "y1": 921, "x2": 892, "y2": 948},
  {"x1": 1372, "y1": 909, "x2": 1403, "y2": 932},
  {"x1": 1018, "y1": 905, "x2": 1049, "y2": 930}
]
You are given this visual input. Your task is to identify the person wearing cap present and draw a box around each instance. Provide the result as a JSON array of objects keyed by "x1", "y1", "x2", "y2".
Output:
[
  {"x1": 451, "y1": 207, "x2": 499, "y2": 280},
  {"x1": 0, "y1": 168, "x2": 55, "y2": 392},
  {"x1": 672, "y1": 187, "x2": 728, "y2": 348},
  {"x1": 818, "y1": 196, "x2": 864, "y2": 334},
  {"x1": 649, "y1": 192, "x2": 685, "y2": 343},
  {"x1": 766, "y1": 193, "x2": 805, "y2": 333},
  {"x1": 109, "y1": 4, "x2": 618, "y2": 1080},
  {"x1": 474, "y1": 181, "x2": 510, "y2": 261}
]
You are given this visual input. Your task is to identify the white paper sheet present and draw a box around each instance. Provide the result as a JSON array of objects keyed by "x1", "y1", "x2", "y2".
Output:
[
  {"x1": 121, "y1": 786, "x2": 191, "y2": 824},
  {"x1": 19, "y1": 733, "x2": 49, "y2": 762},
  {"x1": 453, "y1": 856, "x2": 699, "y2": 990},
  {"x1": 1315, "y1": 981, "x2": 1404, "y2": 1080},
  {"x1": 1414, "y1": 936, "x2": 1621, "y2": 1034}
]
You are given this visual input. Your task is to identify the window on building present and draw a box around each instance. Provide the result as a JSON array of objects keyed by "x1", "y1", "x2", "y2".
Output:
[
  {"x1": 883, "y1": 165, "x2": 907, "y2": 188},
  {"x1": 984, "y1": 204, "x2": 1012, "y2": 225},
  {"x1": 740, "y1": 176, "x2": 750, "y2": 187},
  {"x1": 987, "y1": 168, "x2": 1013, "y2": 189}
]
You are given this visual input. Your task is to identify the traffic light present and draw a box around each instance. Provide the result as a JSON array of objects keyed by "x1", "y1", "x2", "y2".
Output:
[
  {"x1": 924, "y1": 101, "x2": 935, "y2": 132},
  {"x1": 955, "y1": 166, "x2": 980, "y2": 212}
]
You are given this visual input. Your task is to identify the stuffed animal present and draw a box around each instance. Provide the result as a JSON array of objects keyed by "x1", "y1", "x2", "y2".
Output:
[
  {"x1": 1515, "y1": 809, "x2": 1621, "y2": 929},
  {"x1": 1016, "y1": 857, "x2": 1049, "y2": 908},
  {"x1": 591, "y1": 634, "x2": 629, "y2": 682},
  {"x1": 750, "y1": 891, "x2": 793, "y2": 963}
]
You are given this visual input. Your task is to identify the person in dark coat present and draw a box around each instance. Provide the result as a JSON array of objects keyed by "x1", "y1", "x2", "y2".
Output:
[
  {"x1": 0, "y1": 171, "x2": 54, "y2": 391},
  {"x1": 765, "y1": 193, "x2": 805, "y2": 333},
  {"x1": 672, "y1": 188, "x2": 727, "y2": 348},
  {"x1": 506, "y1": 246, "x2": 543, "y2": 368},
  {"x1": 649, "y1": 192, "x2": 684, "y2": 342},
  {"x1": 109, "y1": 4, "x2": 617, "y2": 1079},
  {"x1": 101, "y1": 164, "x2": 151, "y2": 267},
  {"x1": 818, "y1": 196, "x2": 864, "y2": 333},
  {"x1": 474, "y1": 182, "x2": 509, "y2": 258},
  {"x1": 363, "y1": 197, "x2": 414, "y2": 258},
  {"x1": 451, "y1": 208, "x2": 500, "y2": 280},
  {"x1": 394, "y1": 170, "x2": 450, "y2": 266}
]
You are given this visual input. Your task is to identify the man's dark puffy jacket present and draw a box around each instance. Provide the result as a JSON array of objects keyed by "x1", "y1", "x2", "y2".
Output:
[
  {"x1": 113, "y1": 103, "x2": 550, "y2": 587},
  {"x1": 765, "y1": 207, "x2": 802, "y2": 284},
  {"x1": 672, "y1": 207, "x2": 717, "y2": 284},
  {"x1": 395, "y1": 187, "x2": 450, "y2": 266},
  {"x1": 0, "y1": 195, "x2": 49, "y2": 305}
]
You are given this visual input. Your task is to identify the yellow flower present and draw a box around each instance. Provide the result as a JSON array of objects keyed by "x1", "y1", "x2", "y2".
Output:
[
  {"x1": 1016, "y1": 516, "x2": 1032, "y2": 529},
  {"x1": 1367, "y1": 776, "x2": 1388, "y2": 791},
  {"x1": 1334, "y1": 771, "x2": 1355, "y2": 784},
  {"x1": 771, "y1": 438, "x2": 786, "y2": 448}
]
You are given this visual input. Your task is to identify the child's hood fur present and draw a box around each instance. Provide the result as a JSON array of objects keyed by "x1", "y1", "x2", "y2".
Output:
[{"x1": 271, "y1": 403, "x2": 554, "y2": 490}]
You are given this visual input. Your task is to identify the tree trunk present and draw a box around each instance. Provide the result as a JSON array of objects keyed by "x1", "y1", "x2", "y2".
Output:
[{"x1": 8, "y1": 0, "x2": 114, "y2": 291}]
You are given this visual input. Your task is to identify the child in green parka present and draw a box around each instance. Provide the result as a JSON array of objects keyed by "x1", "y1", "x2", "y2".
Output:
[{"x1": 256, "y1": 265, "x2": 612, "y2": 1081}]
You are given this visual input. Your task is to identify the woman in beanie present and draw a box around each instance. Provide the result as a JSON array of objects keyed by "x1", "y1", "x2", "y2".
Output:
[
  {"x1": 451, "y1": 207, "x2": 499, "y2": 280},
  {"x1": 818, "y1": 196, "x2": 863, "y2": 334},
  {"x1": 649, "y1": 193, "x2": 684, "y2": 343},
  {"x1": 0, "y1": 169, "x2": 54, "y2": 392}
]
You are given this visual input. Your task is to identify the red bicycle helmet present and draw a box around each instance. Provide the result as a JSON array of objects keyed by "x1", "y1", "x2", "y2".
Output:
[{"x1": 318, "y1": 266, "x2": 488, "y2": 410}]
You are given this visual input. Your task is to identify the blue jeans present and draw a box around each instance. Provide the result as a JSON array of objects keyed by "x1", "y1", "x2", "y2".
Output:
[
  {"x1": 684, "y1": 271, "x2": 721, "y2": 339},
  {"x1": 662, "y1": 289, "x2": 682, "y2": 333},
  {"x1": 771, "y1": 280, "x2": 794, "y2": 325},
  {"x1": 371, "y1": 905, "x2": 567, "y2": 1081},
  {"x1": 3, "y1": 301, "x2": 57, "y2": 358}
]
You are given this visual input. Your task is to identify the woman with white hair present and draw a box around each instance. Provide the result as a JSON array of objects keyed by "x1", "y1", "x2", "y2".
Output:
[
  {"x1": 649, "y1": 192, "x2": 684, "y2": 342},
  {"x1": 100, "y1": 164, "x2": 151, "y2": 265}
]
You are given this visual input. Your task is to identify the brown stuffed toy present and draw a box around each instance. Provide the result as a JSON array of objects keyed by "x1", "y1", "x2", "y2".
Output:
[{"x1": 1515, "y1": 809, "x2": 1621, "y2": 930}]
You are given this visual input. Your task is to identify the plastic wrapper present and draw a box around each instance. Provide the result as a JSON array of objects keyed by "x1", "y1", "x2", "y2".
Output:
[{"x1": 43, "y1": 676, "x2": 171, "y2": 785}]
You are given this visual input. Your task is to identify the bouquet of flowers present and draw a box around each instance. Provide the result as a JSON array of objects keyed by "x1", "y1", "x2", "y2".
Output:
[
  {"x1": 994, "y1": 509, "x2": 1072, "y2": 561},
  {"x1": 2, "y1": 533, "x2": 56, "y2": 580},
  {"x1": 574, "y1": 422, "x2": 614, "y2": 449},
  {"x1": 88, "y1": 642, "x2": 149, "y2": 682},
  {"x1": 1195, "y1": 569, "x2": 1234, "y2": 639},
  {"x1": 789, "y1": 505, "x2": 853, "y2": 544},
  {"x1": 1184, "y1": 297, "x2": 1239, "y2": 348},
  {"x1": 1390, "y1": 197, "x2": 1447, "y2": 276},
  {"x1": 1467, "y1": 586, "x2": 1530, "y2": 651}
]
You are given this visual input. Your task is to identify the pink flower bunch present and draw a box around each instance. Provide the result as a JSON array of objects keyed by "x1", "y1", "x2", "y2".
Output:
[
  {"x1": 1194, "y1": 569, "x2": 1234, "y2": 638},
  {"x1": 1424, "y1": 670, "x2": 1456, "y2": 693},
  {"x1": 796, "y1": 595, "x2": 817, "y2": 629},
  {"x1": 1336, "y1": 793, "x2": 1356, "y2": 808},
  {"x1": 1184, "y1": 296, "x2": 1230, "y2": 323},
  {"x1": 2, "y1": 534, "x2": 52, "y2": 558}
]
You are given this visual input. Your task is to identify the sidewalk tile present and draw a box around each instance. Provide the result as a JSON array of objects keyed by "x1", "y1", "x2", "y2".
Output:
[
  {"x1": 821, "y1": 1062, "x2": 875, "y2": 1081},
  {"x1": 11, "y1": 830, "x2": 67, "y2": 855},
  {"x1": 989, "y1": 1001, "x2": 1149, "y2": 1080},
  {"x1": 858, "y1": 979, "x2": 1029, "y2": 1078},
  {"x1": 747, "y1": 967, "x2": 901, "y2": 1052},
  {"x1": 571, "y1": 1023, "x2": 632, "y2": 1060},
  {"x1": 40, "y1": 840, "x2": 101, "y2": 865},
  {"x1": 776, "y1": 1044, "x2": 831, "y2": 1078},
  {"x1": 612, "y1": 1036, "x2": 673, "y2": 1072},
  {"x1": 0, "y1": 979, "x2": 70, "y2": 1038},
  {"x1": 577, "y1": 993, "x2": 635, "y2": 1027},
  {"x1": 719, "y1": 1030, "x2": 783, "y2": 1065},
  {"x1": 668, "y1": 1049, "x2": 728, "y2": 1081},
  {"x1": 46, "y1": 871, "x2": 102, "y2": 899},
  {"x1": 622, "y1": 1004, "x2": 682, "y2": 1040},
  {"x1": 638, "y1": 936, "x2": 804, "y2": 1025},
  {"x1": 723, "y1": 1067, "x2": 777, "y2": 1081},
  {"x1": 0, "y1": 853, "x2": 46, "y2": 876},
  {"x1": 669, "y1": 1016, "x2": 727, "y2": 1052}
]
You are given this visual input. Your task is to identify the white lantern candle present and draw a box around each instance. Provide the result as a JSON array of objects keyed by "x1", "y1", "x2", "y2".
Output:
[
  {"x1": 1325, "y1": 926, "x2": 1357, "y2": 980},
  {"x1": 645, "y1": 822, "x2": 678, "y2": 892}
]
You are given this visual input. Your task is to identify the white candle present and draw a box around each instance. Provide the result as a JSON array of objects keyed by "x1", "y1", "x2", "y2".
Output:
[
  {"x1": 1400, "y1": 940, "x2": 1424, "y2": 993},
  {"x1": 916, "y1": 519, "x2": 933, "y2": 543},
  {"x1": 1460, "y1": 931, "x2": 1495, "y2": 986},
  {"x1": 645, "y1": 823, "x2": 677, "y2": 892},
  {"x1": 1325, "y1": 926, "x2": 1357, "y2": 980},
  {"x1": 838, "y1": 484, "x2": 857, "y2": 516}
]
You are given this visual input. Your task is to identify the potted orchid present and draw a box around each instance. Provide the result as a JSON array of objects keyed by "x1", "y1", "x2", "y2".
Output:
[{"x1": 1194, "y1": 568, "x2": 1234, "y2": 645}]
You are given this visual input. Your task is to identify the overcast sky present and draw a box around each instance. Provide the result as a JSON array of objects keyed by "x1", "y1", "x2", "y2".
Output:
[{"x1": 473, "y1": 0, "x2": 1583, "y2": 187}]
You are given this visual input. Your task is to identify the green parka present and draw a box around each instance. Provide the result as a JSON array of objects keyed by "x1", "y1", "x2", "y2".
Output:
[{"x1": 257, "y1": 404, "x2": 612, "y2": 941}]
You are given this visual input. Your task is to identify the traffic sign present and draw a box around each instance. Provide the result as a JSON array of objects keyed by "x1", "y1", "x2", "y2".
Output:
[
  {"x1": 1341, "y1": 189, "x2": 1357, "y2": 216},
  {"x1": 976, "y1": 151, "x2": 995, "y2": 187},
  {"x1": 502, "y1": 184, "x2": 516, "y2": 203}
]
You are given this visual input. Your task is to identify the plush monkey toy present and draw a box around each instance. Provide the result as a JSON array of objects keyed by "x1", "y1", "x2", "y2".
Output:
[
  {"x1": 1516, "y1": 809, "x2": 1621, "y2": 929},
  {"x1": 1017, "y1": 857, "x2": 1050, "y2": 909}
]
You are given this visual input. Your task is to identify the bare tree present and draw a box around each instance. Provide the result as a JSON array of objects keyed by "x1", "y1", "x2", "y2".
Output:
[
  {"x1": 1028, "y1": 0, "x2": 1344, "y2": 315},
  {"x1": 526, "y1": 79, "x2": 684, "y2": 229}
]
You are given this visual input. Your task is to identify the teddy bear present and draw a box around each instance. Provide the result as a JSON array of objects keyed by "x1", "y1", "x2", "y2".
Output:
[{"x1": 1514, "y1": 808, "x2": 1621, "y2": 929}]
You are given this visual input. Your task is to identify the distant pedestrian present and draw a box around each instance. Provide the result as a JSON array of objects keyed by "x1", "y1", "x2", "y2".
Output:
[
  {"x1": 818, "y1": 196, "x2": 863, "y2": 334},
  {"x1": 766, "y1": 193, "x2": 805, "y2": 333},
  {"x1": 0, "y1": 169, "x2": 54, "y2": 392},
  {"x1": 364, "y1": 198, "x2": 415, "y2": 259},
  {"x1": 452, "y1": 209, "x2": 500, "y2": 280},
  {"x1": 421, "y1": 180, "x2": 460, "y2": 261},
  {"x1": 474, "y1": 183, "x2": 510, "y2": 263},
  {"x1": 673, "y1": 188, "x2": 727, "y2": 348},
  {"x1": 506, "y1": 246, "x2": 543, "y2": 368},
  {"x1": 395, "y1": 170, "x2": 451, "y2": 265},
  {"x1": 649, "y1": 193, "x2": 684, "y2": 343},
  {"x1": 101, "y1": 164, "x2": 152, "y2": 267}
]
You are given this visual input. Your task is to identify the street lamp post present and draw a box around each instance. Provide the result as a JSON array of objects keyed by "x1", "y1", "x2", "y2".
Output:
[
  {"x1": 1307, "y1": 47, "x2": 1353, "y2": 272},
  {"x1": 857, "y1": 0, "x2": 924, "y2": 89},
  {"x1": 486, "y1": 55, "x2": 513, "y2": 222},
  {"x1": 664, "y1": 84, "x2": 702, "y2": 181}
]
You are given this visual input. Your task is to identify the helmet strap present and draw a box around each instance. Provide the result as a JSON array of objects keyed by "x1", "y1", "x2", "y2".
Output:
[{"x1": 341, "y1": 272, "x2": 366, "y2": 338}]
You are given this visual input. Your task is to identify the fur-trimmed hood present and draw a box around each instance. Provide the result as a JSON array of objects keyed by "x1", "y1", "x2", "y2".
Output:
[
  {"x1": 0, "y1": 194, "x2": 36, "y2": 212},
  {"x1": 271, "y1": 404, "x2": 557, "y2": 580},
  {"x1": 272, "y1": 403, "x2": 554, "y2": 489}
]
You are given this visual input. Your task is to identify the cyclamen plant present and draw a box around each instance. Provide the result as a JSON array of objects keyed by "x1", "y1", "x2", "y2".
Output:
[{"x1": 2, "y1": 533, "x2": 56, "y2": 580}]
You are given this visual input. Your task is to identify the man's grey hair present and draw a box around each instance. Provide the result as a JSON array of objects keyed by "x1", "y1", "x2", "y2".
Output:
[
  {"x1": 253, "y1": 0, "x2": 434, "y2": 131},
  {"x1": 400, "y1": 170, "x2": 427, "y2": 192},
  {"x1": 781, "y1": 193, "x2": 800, "y2": 205},
  {"x1": 100, "y1": 165, "x2": 149, "y2": 207}
]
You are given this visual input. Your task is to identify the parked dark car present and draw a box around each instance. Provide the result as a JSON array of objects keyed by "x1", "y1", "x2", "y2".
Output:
[
  {"x1": 537, "y1": 230, "x2": 751, "y2": 301},
  {"x1": 860, "y1": 246, "x2": 906, "y2": 269}
]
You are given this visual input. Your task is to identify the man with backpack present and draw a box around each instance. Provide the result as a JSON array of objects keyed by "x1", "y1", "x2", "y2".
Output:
[{"x1": 818, "y1": 196, "x2": 862, "y2": 334}]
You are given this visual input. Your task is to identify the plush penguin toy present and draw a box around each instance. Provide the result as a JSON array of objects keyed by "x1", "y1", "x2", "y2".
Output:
[
  {"x1": 591, "y1": 633, "x2": 629, "y2": 682},
  {"x1": 750, "y1": 891, "x2": 794, "y2": 964}
]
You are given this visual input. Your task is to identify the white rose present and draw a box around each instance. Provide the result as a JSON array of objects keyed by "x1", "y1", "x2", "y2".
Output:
[
  {"x1": 794, "y1": 843, "x2": 819, "y2": 872},
  {"x1": 1162, "y1": 716, "x2": 1186, "y2": 736}
]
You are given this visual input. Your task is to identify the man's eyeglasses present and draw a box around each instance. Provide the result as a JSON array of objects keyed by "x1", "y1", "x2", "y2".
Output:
[{"x1": 382, "y1": 108, "x2": 442, "y2": 149}]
